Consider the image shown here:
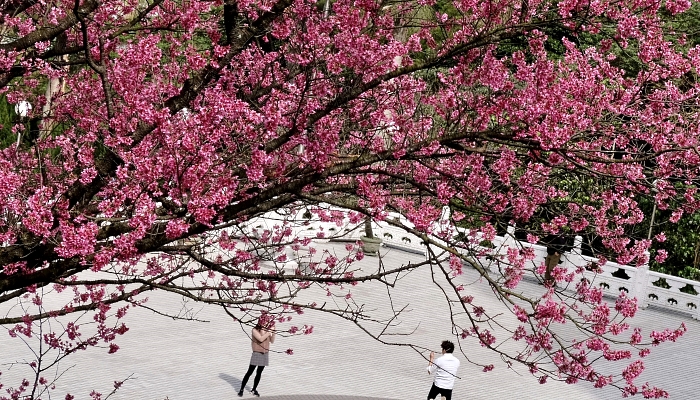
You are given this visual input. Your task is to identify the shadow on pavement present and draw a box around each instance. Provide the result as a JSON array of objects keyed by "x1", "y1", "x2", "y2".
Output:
[
  {"x1": 219, "y1": 372, "x2": 242, "y2": 390},
  {"x1": 253, "y1": 396, "x2": 400, "y2": 400}
]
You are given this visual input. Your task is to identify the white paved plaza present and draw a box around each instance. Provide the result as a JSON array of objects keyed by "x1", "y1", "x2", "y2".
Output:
[{"x1": 1, "y1": 243, "x2": 697, "y2": 399}]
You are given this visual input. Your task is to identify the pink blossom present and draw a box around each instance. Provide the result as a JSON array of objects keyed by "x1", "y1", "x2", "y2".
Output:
[
  {"x1": 650, "y1": 323, "x2": 687, "y2": 346},
  {"x1": 165, "y1": 219, "x2": 190, "y2": 239},
  {"x1": 615, "y1": 292, "x2": 638, "y2": 318},
  {"x1": 666, "y1": 0, "x2": 691, "y2": 14},
  {"x1": 513, "y1": 326, "x2": 527, "y2": 341},
  {"x1": 641, "y1": 383, "x2": 669, "y2": 398},
  {"x1": 477, "y1": 329, "x2": 496, "y2": 347},
  {"x1": 0, "y1": 1, "x2": 694, "y2": 397},
  {"x1": 55, "y1": 222, "x2": 98, "y2": 258},
  {"x1": 622, "y1": 360, "x2": 645, "y2": 384},
  {"x1": 654, "y1": 249, "x2": 668, "y2": 263},
  {"x1": 594, "y1": 375, "x2": 612, "y2": 388},
  {"x1": 473, "y1": 306, "x2": 485, "y2": 317}
]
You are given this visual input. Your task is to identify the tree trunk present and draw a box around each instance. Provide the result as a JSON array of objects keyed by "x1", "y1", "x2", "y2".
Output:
[{"x1": 364, "y1": 217, "x2": 373, "y2": 238}]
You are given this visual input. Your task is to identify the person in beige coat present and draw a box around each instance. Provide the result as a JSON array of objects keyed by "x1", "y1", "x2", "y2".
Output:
[{"x1": 238, "y1": 318, "x2": 275, "y2": 397}]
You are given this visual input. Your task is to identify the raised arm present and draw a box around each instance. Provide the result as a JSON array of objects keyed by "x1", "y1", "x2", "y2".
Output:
[{"x1": 252, "y1": 328, "x2": 271, "y2": 342}]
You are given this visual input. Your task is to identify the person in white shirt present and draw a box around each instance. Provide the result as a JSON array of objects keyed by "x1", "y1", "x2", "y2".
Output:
[{"x1": 426, "y1": 340, "x2": 461, "y2": 400}]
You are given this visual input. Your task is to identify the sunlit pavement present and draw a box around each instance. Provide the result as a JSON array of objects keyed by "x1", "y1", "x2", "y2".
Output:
[{"x1": 1, "y1": 243, "x2": 697, "y2": 399}]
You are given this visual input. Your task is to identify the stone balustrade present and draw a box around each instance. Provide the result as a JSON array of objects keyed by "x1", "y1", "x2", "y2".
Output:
[{"x1": 240, "y1": 207, "x2": 700, "y2": 320}]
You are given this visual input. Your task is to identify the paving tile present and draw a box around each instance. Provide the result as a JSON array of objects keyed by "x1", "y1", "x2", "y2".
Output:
[{"x1": 0, "y1": 243, "x2": 697, "y2": 399}]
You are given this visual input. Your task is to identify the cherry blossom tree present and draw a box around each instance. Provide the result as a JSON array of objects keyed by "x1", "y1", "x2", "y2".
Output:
[{"x1": 0, "y1": 0, "x2": 697, "y2": 397}]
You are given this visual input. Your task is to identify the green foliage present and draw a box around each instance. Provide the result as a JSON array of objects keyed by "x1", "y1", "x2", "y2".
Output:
[
  {"x1": 680, "y1": 282, "x2": 699, "y2": 295},
  {"x1": 663, "y1": 3, "x2": 700, "y2": 49},
  {"x1": 651, "y1": 277, "x2": 671, "y2": 289},
  {"x1": 641, "y1": 180, "x2": 700, "y2": 279},
  {"x1": 650, "y1": 211, "x2": 700, "y2": 277},
  {"x1": 431, "y1": 0, "x2": 460, "y2": 44},
  {"x1": 0, "y1": 95, "x2": 19, "y2": 149}
]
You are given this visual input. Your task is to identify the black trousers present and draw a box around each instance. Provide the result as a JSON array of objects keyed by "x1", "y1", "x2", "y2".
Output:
[
  {"x1": 427, "y1": 383, "x2": 453, "y2": 400},
  {"x1": 240, "y1": 364, "x2": 265, "y2": 391}
]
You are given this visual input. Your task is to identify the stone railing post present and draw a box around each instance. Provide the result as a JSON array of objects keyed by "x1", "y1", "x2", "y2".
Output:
[
  {"x1": 565, "y1": 235, "x2": 583, "y2": 272},
  {"x1": 439, "y1": 206, "x2": 451, "y2": 226},
  {"x1": 424, "y1": 207, "x2": 453, "y2": 261},
  {"x1": 493, "y1": 225, "x2": 517, "y2": 274},
  {"x1": 504, "y1": 225, "x2": 516, "y2": 248},
  {"x1": 281, "y1": 245, "x2": 299, "y2": 272},
  {"x1": 633, "y1": 251, "x2": 650, "y2": 309},
  {"x1": 572, "y1": 235, "x2": 582, "y2": 254}
]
